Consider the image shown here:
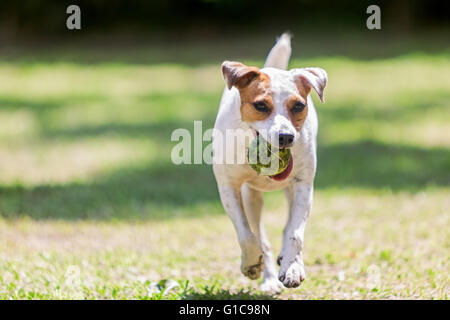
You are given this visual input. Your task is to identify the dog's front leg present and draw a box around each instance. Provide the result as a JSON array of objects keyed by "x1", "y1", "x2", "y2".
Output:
[
  {"x1": 278, "y1": 182, "x2": 313, "y2": 288},
  {"x1": 218, "y1": 183, "x2": 264, "y2": 280}
]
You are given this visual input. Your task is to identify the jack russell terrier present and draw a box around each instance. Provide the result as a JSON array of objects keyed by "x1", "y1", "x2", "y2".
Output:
[{"x1": 212, "y1": 33, "x2": 327, "y2": 293}]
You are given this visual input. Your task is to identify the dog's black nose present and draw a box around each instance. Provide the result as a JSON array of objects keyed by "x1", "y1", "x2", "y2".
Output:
[{"x1": 278, "y1": 133, "x2": 294, "y2": 147}]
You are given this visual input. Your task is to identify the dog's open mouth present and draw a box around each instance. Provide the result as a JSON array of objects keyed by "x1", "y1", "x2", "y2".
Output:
[{"x1": 251, "y1": 130, "x2": 294, "y2": 182}]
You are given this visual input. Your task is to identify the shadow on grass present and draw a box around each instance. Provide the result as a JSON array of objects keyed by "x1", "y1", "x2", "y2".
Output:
[
  {"x1": 0, "y1": 161, "x2": 219, "y2": 221},
  {"x1": 2, "y1": 31, "x2": 449, "y2": 66},
  {"x1": 0, "y1": 140, "x2": 448, "y2": 221},
  {"x1": 316, "y1": 140, "x2": 450, "y2": 190}
]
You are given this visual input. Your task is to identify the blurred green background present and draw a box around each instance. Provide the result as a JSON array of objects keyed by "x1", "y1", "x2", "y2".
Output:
[{"x1": 0, "y1": 1, "x2": 448, "y2": 299}]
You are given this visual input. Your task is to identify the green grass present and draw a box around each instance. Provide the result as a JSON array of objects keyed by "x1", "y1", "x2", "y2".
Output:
[{"x1": 0, "y1": 34, "x2": 449, "y2": 299}]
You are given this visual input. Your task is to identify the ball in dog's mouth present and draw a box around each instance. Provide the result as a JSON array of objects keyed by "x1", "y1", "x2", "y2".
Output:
[{"x1": 247, "y1": 135, "x2": 293, "y2": 181}]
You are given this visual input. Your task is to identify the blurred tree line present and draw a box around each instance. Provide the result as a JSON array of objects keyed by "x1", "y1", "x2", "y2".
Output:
[{"x1": 1, "y1": 0, "x2": 448, "y2": 40}]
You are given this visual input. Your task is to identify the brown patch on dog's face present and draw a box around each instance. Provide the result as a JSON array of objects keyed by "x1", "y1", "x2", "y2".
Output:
[
  {"x1": 221, "y1": 61, "x2": 273, "y2": 122},
  {"x1": 239, "y1": 73, "x2": 273, "y2": 122},
  {"x1": 286, "y1": 94, "x2": 308, "y2": 131}
]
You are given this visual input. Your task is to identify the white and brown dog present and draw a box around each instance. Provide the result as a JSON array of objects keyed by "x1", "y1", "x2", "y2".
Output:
[{"x1": 212, "y1": 33, "x2": 327, "y2": 293}]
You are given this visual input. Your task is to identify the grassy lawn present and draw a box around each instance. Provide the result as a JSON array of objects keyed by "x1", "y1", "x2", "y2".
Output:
[{"x1": 0, "y1": 34, "x2": 449, "y2": 299}]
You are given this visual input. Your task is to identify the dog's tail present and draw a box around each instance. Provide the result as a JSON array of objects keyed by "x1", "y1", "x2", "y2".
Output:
[{"x1": 263, "y1": 32, "x2": 292, "y2": 70}]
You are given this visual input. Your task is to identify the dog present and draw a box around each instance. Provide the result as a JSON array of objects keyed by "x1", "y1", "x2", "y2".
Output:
[{"x1": 212, "y1": 33, "x2": 327, "y2": 293}]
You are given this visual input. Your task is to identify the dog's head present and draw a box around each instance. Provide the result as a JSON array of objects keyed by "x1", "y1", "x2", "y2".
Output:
[{"x1": 221, "y1": 61, "x2": 327, "y2": 148}]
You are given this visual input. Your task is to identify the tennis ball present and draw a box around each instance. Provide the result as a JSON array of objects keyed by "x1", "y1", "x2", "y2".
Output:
[{"x1": 247, "y1": 135, "x2": 291, "y2": 176}]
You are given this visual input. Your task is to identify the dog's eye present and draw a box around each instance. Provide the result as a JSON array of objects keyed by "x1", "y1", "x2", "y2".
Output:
[
  {"x1": 252, "y1": 102, "x2": 270, "y2": 113},
  {"x1": 291, "y1": 101, "x2": 306, "y2": 113}
]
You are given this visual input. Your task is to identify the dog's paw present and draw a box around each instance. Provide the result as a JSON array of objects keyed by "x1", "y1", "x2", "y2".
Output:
[
  {"x1": 278, "y1": 258, "x2": 306, "y2": 288},
  {"x1": 241, "y1": 254, "x2": 264, "y2": 280},
  {"x1": 259, "y1": 277, "x2": 284, "y2": 294},
  {"x1": 240, "y1": 238, "x2": 264, "y2": 280}
]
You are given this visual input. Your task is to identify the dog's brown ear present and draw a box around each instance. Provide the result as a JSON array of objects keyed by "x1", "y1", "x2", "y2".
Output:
[
  {"x1": 291, "y1": 67, "x2": 328, "y2": 103},
  {"x1": 222, "y1": 61, "x2": 260, "y2": 90}
]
